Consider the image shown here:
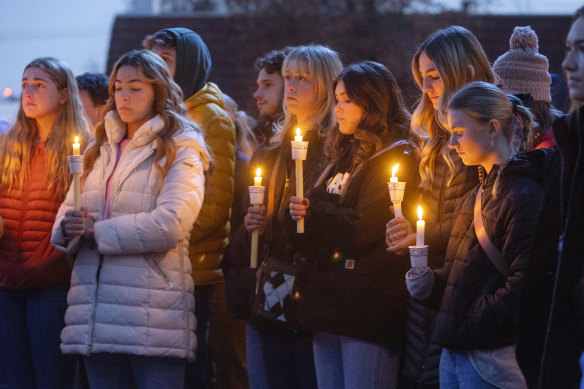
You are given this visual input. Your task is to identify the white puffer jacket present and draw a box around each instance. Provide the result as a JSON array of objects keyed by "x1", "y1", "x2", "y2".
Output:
[{"x1": 51, "y1": 112, "x2": 209, "y2": 361}]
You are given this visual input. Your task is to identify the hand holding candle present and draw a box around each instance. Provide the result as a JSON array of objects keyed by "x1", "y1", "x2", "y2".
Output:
[
  {"x1": 249, "y1": 168, "x2": 265, "y2": 268},
  {"x1": 291, "y1": 128, "x2": 308, "y2": 233},
  {"x1": 387, "y1": 163, "x2": 405, "y2": 218}
]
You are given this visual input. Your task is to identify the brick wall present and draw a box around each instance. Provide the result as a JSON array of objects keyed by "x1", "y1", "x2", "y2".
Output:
[{"x1": 107, "y1": 12, "x2": 571, "y2": 114}]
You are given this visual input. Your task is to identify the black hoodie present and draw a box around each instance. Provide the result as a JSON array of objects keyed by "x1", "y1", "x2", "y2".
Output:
[{"x1": 163, "y1": 28, "x2": 212, "y2": 100}]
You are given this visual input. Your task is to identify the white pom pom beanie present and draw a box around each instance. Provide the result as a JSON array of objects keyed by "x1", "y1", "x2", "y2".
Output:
[{"x1": 492, "y1": 26, "x2": 552, "y2": 103}]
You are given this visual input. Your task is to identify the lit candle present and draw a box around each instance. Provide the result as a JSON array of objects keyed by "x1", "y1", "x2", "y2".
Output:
[
  {"x1": 295, "y1": 128, "x2": 303, "y2": 142},
  {"x1": 390, "y1": 163, "x2": 399, "y2": 183},
  {"x1": 388, "y1": 163, "x2": 403, "y2": 218},
  {"x1": 254, "y1": 168, "x2": 262, "y2": 186},
  {"x1": 73, "y1": 136, "x2": 80, "y2": 156},
  {"x1": 416, "y1": 205, "x2": 425, "y2": 246},
  {"x1": 249, "y1": 168, "x2": 265, "y2": 268}
]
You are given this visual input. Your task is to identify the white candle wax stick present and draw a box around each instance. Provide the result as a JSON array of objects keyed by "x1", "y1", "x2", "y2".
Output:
[
  {"x1": 296, "y1": 159, "x2": 304, "y2": 233},
  {"x1": 73, "y1": 174, "x2": 81, "y2": 211},
  {"x1": 393, "y1": 202, "x2": 403, "y2": 218},
  {"x1": 250, "y1": 203, "x2": 260, "y2": 268},
  {"x1": 416, "y1": 219, "x2": 425, "y2": 246}
]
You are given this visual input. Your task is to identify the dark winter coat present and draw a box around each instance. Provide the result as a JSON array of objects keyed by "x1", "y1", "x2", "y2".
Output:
[
  {"x1": 296, "y1": 142, "x2": 419, "y2": 346},
  {"x1": 517, "y1": 107, "x2": 584, "y2": 389},
  {"x1": 432, "y1": 151, "x2": 546, "y2": 350},
  {"x1": 401, "y1": 152, "x2": 479, "y2": 384}
]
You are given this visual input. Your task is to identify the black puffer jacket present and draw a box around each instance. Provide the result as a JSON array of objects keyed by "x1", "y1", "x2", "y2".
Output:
[
  {"x1": 401, "y1": 152, "x2": 478, "y2": 385},
  {"x1": 432, "y1": 151, "x2": 546, "y2": 350},
  {"x1": 517, "y1": 107, "x2": 584, "y2": 389},
  {"x1": 296, "y1": 143, "x2": 419, "y2": 347}
]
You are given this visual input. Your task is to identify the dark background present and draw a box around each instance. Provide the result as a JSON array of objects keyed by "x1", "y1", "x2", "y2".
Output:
[{"x1": 107, "y1": 13, "x2": 571, "y2": 115}]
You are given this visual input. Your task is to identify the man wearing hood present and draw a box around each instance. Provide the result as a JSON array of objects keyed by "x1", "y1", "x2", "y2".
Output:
[{"x1": 144, "y1": 28, "x2": 237, "y2": 389}]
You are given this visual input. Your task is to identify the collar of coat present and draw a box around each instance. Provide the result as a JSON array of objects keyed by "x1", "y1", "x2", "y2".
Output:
[{"x1": 103, "y1": 111, "x2": 211, "y2": 171}]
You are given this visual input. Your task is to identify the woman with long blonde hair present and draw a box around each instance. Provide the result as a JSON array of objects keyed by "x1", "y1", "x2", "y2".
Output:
[
  {"x1": 243, "y1": 44, "x2": 342, "y2": 389},
  {"x1": 51, "y1": 50, "x2": 210, "y2": 389},
  {"x1": 385, "y1": 26, "x2": 494, "y2": 388},
  {"x1": 0, "y1": 57, "x2": 89, "y2": 389}
]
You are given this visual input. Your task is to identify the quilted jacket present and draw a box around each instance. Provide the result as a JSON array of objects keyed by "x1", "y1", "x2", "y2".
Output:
[
  {"x1": 51, "y1": 112, "x2": 209, "y2": 360},
  {"x1": 0, "y1": 141, "x2": 70, "y2": 289},
  {"x1": 185, "y1": 82, "x2": 236, "y2": 285}
]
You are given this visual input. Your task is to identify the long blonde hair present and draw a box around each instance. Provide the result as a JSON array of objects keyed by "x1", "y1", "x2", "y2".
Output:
[
  {"x1": 0, "y1": 57, "x2": 89, "y2": 199},
  {"x1": 411, "y1": 26, "x2": 493, "y2": 190},
  {"x1": 83, "y1": 50, "x2": 204, "y2": 181},
  {"x1": 272, "y1": 45, "x2": 343, "y2": 145}
]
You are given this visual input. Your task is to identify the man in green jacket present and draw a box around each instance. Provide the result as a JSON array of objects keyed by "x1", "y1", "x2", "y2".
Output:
[{"x1": 144, "y1": 28, "x2": 237, "y2": 389}]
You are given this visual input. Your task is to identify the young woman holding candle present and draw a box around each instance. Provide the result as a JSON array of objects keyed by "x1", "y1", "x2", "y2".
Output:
[
  {"x1": 0, "y1": 57, "x2": 90, "y2": 389},
  {"x1": 407, "y1": 81, "x2": 546, "y2": 388},
  {"x1": 289, "y1": 61, "x2": 420, "y2": 389},
  {"x1": 50, "y1": 50, "x2": 210, "y2": 389},
  {"x1": 242, "y1": 44, "x2": 342, "y2": 389},
  {"x1": 384, "y1": 26, "x2": 493, "y2": 388}
]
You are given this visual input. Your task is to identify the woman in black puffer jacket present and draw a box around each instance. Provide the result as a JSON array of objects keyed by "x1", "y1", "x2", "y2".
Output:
[
  {"x1": 407, "y1": 82, "x2": 545, "y2": 388},
  {"x1": 385, "y1": 26, "x2": 492, "y2": 388}
]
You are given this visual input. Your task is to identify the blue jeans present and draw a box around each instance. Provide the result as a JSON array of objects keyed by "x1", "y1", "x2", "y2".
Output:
[
  {"x1": 246, "y1": 323, "x2": 269, "y2": 389},
  {"x1": 440, "y1": 349, "x2": 499, "y2": 389},
  {"x1": 580, "y1": 351, "x2": 584, "y2": 389},
  {"x1": 312, "y1": 331, "x2": 400, "y2": 389},
  {"x1": 258, "y1": 327, "x2": 317, "y2": 389},
  {"x1": 0, "y1": 285, "x2": 74, "y2": 389},
  {"x1": 84, "y1": 353, "x2": 185, "y2": 389}
]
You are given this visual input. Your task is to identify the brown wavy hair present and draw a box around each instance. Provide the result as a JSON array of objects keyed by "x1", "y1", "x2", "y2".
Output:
[
  {"x1": 0, "y1": 57, "x2": 89, "y2": 199},
  {"x1": 326, "y1": 61, "x2": 415, "y2": 173},
  {"x1": 83, "y1": 50, "x2": 202, "y2": 181},
  {"x1": 411, "y1": 26, "x2": 493, "y2": 190}
]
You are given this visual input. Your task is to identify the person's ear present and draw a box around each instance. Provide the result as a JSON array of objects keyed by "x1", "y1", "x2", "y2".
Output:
[
  {"x1": 489, "y1": 119, "x2": 501, "y2": 136},
  {"x1": 59, "y1": 89, "x2": 69, "y2": 105},
  {"x1": 466, "y1": 65, "x2": 475, "y2": 81}
]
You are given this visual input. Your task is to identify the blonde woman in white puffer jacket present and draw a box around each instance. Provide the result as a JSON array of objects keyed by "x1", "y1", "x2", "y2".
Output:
[{"x1": 51, "y1": 50, "x2": 210, "y2": 389}]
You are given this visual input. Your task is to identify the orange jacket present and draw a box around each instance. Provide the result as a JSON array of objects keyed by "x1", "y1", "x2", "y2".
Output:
[{"x1": 0, "y1": 143, "x2": 69, "y2": 289}]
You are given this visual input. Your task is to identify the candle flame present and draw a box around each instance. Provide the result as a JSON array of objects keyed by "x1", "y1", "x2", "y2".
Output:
[
  {"x1": 417, "y1": 205, "x2": 423, "y2": 220},
  {"x1": 296, "y1": 128, "x2": 301, "y2": 137},
  {"x1": 256, "y1": 168, "x2": 261, "y2": 178},
  {"x1": 74, "y1": 136, "x2": 79, "y2": 145},
  {"x1": 391, "y1": 163, "x2": 399, "y2": 178}
]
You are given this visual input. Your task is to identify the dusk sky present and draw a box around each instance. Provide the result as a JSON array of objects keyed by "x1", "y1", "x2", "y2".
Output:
[{"x1": 0, "y1": 0, "x2": 581, "y2": 121}]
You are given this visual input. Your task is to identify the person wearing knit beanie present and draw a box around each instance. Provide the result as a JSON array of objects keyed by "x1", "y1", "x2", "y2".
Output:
[
  {"x1": 493, "y1": 26, "x2": 552, "y2": 103},
  {"x1": 493, "y1": 26, "x2": 562, "y2": 149}
]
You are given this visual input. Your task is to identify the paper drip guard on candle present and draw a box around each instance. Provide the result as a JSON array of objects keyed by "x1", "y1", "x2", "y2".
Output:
[
  {"x1": 408, "y1": 244, "x2": 429, "y2": 268},
  {"x1": 249, "y1": 186, "x2": 266, "y2": 206},
  {"x1": 387, "y1": 181, "x2": 406, "y2": 218},
  {"x1": 68, "y1": 155, "x2": 84, "y2": 174},
  {"x1": 291, "y1": 141, "x2": 308, "y2": 160}
]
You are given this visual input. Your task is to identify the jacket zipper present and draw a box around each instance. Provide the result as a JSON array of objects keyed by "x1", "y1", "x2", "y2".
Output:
[
  {"x1": 86, "y1": 254, "x2": 104, "y2": 355},
  {"x1": 144, "y1": 254, "x2": 174, "y2": 288}
]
